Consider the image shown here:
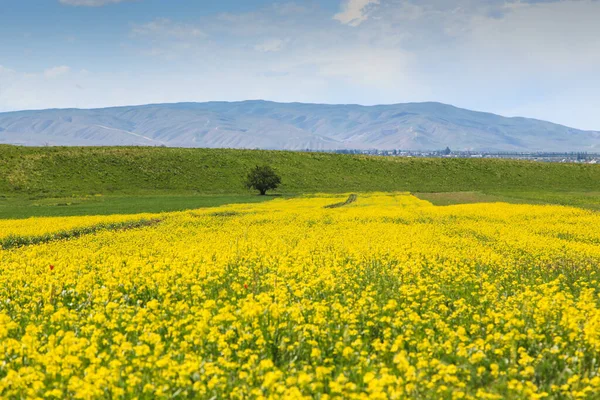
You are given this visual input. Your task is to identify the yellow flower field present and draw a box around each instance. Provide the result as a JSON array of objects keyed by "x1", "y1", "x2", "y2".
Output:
[
  {"x1": 1, "y1": 193, "x2": 600, "y2": 399},
  {"x1": 0, "y1": 213, "x2": 160, "y2": 241}
]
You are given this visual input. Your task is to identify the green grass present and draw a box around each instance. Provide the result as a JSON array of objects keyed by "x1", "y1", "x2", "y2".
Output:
[
  {"x1": 0, "y1": 194, "x2": 274, "y2": 219},
  {"x1": 490, "y1": 191, "x2": 600, "y2": 210},
  {"x1": 1, "y1": 145, "x2": 599, "y2": 218},
  {"x1": 415, "y1": 191, "x2": 600, "y2": 211},
  {"x1": 2, "y1": 146, "x2": 600, "y2": 196},
  {"x1": 414, "y1": 192, "x2": 541, "y2": 206}
]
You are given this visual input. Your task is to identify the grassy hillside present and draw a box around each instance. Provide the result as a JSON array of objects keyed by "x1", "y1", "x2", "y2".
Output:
[{"x1": 2, "y1": 145, "x2": 600, "y2": 197}]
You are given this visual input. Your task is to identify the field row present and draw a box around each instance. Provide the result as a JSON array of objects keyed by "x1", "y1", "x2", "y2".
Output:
[{"x1": 1, "y1": 193, "x2": 600, "y2": 399}]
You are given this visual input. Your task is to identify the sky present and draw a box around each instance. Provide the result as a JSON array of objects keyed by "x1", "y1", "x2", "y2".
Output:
[{"x1": 0, "y1": 0, "x2": 599, "y2": 130}]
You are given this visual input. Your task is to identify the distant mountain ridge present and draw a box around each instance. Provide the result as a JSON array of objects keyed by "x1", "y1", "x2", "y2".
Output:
[{"x1": 0, "y1": 100, "x2": 598, "y2": 151}]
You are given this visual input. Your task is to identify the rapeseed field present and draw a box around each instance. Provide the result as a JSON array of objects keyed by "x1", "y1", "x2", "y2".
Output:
[
  {"x1": 1, "y1": 193, "x2": 600, "y2": 399},
  {"x1": 0, "y1": 213, "x2": 160, "y2": 240}
]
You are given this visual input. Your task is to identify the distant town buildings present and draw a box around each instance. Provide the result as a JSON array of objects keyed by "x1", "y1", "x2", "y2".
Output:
[{"x1": 306, "y1": 149, "x2": 600, "y2": 164}]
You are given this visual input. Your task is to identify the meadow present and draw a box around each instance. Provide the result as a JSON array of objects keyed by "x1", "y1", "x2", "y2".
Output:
[
  {"x1": 2, "y1": 145, "x2": 600, "y2": 218},
  {"x1": 2, "y1": 193, "x2": 600, "y2": 399}
]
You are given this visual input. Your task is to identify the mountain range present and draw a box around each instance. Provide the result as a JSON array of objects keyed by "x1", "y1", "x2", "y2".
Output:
[{"x1": 0, "y1": 101, "x2": 598, "y2": 152}]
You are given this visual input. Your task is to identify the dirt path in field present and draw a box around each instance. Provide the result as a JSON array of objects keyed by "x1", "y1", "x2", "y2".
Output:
[{"x1": 324, "y1": 194, "x2": 358, "y2": 209}]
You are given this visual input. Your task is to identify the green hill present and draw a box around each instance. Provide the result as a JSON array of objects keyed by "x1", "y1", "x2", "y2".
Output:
[
  {"x1": 1, "y1": 145, "x2": 599, "y2": 218},
  {"x1": 2, "y1": 145, "x2": 600, "y2": 196}
]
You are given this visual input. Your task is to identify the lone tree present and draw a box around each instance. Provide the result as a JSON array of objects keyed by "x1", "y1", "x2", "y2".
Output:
[{"x1": 245, "y1": 165, "x2": 281, "y2": 195}]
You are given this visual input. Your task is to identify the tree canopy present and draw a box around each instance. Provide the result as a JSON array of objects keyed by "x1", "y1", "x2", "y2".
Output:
[{"x1": 245, "y1": 165, "x2": 281, "y2": 195}]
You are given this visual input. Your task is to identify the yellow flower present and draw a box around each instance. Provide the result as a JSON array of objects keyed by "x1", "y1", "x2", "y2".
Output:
[{"x1": 1, "y1": 193, "x2": 600, "y2": 398}]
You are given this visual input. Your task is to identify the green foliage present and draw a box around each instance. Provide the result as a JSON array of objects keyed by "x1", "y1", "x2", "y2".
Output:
[{"x1": 244, "y1": 165, "x2": 282, "y2": 195}]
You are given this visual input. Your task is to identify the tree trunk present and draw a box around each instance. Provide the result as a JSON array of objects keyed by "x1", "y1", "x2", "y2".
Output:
[{"x1": 259, "y1": 189, "x2": 267, "y2": 196}]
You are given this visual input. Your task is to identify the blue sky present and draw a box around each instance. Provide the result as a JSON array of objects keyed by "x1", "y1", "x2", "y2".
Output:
[{"x1": 1, "y1": 0, "x2": 599, "y2": 130}]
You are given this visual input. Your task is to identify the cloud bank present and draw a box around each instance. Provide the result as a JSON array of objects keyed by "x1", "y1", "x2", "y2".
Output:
[
  {"x1": 1, "y1": 0, "x2": 599, "y2": 131},
  {"x1": 334, "y1": 0, "x2": 380, "y2": 26}
]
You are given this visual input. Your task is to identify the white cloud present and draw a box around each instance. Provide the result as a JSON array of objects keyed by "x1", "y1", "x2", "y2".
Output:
[
  {"x1": 59, "y1": 0, "x2": 136, "y2": 6},
  {"x1": 464, "y1": 0, "x2": 600, "y2": 71},
  {"x1": 0, "y1": 67, "x2": 93, "y2": 112},
  {"x1": 0, "y1": 66, "x2": 17, "y2": 99},
  {"x1": 334, "y1": 0, "x2": 380, "y2": 26},
  {"x1": 310, "y1": 47, "x2": 418, "y2": 89},
  {"x1": 129, "y1": 18, "x2": 207, "y2": 59},
  {"x1": 132, "y1": 18, "x2": 205, "y2": 39},
  {"x1": 44, "y1": 66, "x2": 71, "y2": 79},
  {"x1": 0, "y1": 65, "x2": 16, "y2": 75},
  {"x1": 255, "y1": 38, "x2": 288, "y2": 53},
  {"x1": 3, "y1": 0, "x2": 600, "y2": 130}
]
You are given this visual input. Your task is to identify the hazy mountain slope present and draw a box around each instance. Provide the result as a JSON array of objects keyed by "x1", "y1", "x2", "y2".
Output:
[{"x1": 0, "y1": 101, "x2": 598, "y2": 151}]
